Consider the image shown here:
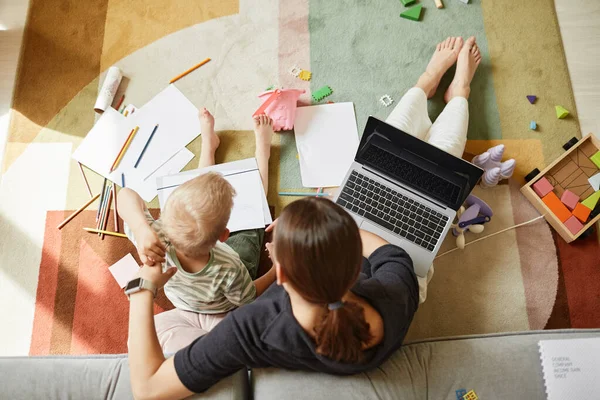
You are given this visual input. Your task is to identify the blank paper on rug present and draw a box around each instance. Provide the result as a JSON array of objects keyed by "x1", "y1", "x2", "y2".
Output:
[{"x1": 294, "y1": 102, "x2": 359, "y2": 188}]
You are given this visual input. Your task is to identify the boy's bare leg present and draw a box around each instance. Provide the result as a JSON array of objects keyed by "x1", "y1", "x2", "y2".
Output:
[
  {"x1": 253, "y1": 114, "x2": 273, "y2": 193},
  {"x1": 198, "y1": 108, "x2": 220, "y2": 168}
]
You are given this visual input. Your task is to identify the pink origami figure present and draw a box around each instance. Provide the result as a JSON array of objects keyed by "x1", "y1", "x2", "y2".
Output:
[
  {"x1": 256, "y1": 89, "x2": 305, "y2": 131},
  {"x1": 472, "y1": 144, "x2": 516, "y2": 187}
]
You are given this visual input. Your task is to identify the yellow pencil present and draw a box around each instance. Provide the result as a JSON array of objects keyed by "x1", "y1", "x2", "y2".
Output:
[
  {"x1": 110, "y1": 126, "x2": 139, "y2": 172},
  {"x1": 169, "y1": 58, "x2": 211, "y2": 84},
  {"x1": 57, "y1": 194, "x2": 100, "y2": 230},
  {"x1": 83, "y1": 227, "x2": 127, "y2": 238}
]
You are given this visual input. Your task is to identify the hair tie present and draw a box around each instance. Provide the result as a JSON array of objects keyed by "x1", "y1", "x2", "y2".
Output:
[{"x1": 327, "y1": 301, "x2": 344, "y2": 310}]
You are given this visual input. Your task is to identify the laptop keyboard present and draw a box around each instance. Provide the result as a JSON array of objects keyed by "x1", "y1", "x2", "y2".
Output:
[{"x1": 336, "y1": 171, "x2": 449, "y2": 251}]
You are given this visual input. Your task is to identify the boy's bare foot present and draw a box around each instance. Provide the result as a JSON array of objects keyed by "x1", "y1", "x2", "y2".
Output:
[
  {"x1": 253, "y1": 114, "x2": 273, "y2": 158},
  {"x1": 444, "y1": 36, "x2": 481, "y2": 103},
  {"x1": 199, "y1": 108, "x2": 219, "y2": 168},
  {"x1": 417, "y1": 37, "x2": 463, "y2": 98}
]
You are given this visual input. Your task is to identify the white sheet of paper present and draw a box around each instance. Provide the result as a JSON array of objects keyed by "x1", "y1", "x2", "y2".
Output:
[
  {"x1": 108, "y1": 254, "x2": 140, "y2": 288},
  {"x1": 126, "y1": 148, "x2": 194, "y2": 202},
  {"x1": 156, "y1": 158, "x2": 272, "y2": 231},
  {"x1": 588, "y1": 173, "x2": 600, "y2": 191},
  {"x1": 539, "y1": 338, "x2": 600, "y2": 399},
  {"x1": 294, "y1": 102, "x2": 359, "y2": 188},
  {"x1": 73, "y1": 85, "x2": 200, "y2": 184}
]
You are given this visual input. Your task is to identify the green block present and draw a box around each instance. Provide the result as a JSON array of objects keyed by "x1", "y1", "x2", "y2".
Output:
[
  {"x1": 400, "y1": 0, "x2": 416, "y2": 6},
  {"x1": 311, "y1": 85, "x2": 333, "y2": 102},
  {"x1": 555, "y1": 105, "x2": 569, "y2": 119},
  {"x1": 591, "y1": 151, "x2": 600, "y2": 169},
  {"x1": 582, "y1": 190, "x2": 600, "y2": 210},
  {"x1": 400, "y1": 4, "x2": 422, "y2": 21}
]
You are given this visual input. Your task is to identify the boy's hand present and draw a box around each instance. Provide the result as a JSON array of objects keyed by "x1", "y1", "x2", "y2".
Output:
[
  {"x1": 134, "y1": 224, "x2": 166, "y2": 266},
  {"x1": 139, "y1": 264, "x2": 177, "y2": 289}
]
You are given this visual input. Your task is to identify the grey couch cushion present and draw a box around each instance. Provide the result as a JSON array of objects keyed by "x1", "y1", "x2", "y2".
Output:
[
  {"x1": 0, "y1": 354, "x2": 248, "y2": 400},
  {"x1": 252, "y1": 329, "x2": 600, "y2": 400}
]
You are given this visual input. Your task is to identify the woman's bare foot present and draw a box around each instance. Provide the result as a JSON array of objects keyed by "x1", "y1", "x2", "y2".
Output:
[
  {"x1": 253, "y1": 114, "x2": 273, "y2": 193},
  {"x1": 444, "y1": 36, "x2": 482, "y2": 103},
  {"x1": 198, "y1": 108, "x2": 219, "y2": 168},
  {"x1": 417, "y1": 37, "x2": 463, "y2": 98}
]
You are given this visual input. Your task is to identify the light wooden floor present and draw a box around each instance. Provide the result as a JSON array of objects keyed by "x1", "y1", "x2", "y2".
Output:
[{"x1": 0, "y1": 1, "x2": 599, "y2": 170}]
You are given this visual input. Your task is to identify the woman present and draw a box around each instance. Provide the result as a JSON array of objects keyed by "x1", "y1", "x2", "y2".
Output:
[{"x1": 127, "y1": 197, "x2": 418, "y2": 399}]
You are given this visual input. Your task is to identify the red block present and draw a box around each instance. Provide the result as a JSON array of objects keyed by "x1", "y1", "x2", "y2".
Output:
[
  {"x1": 542, "y1": 192, "x2": 572, "y2": 222},
  {"x1": 533, "y1": 177, "x2": 554, "y2": 198},
  {"x1": 564, "y1": 215, "x2": 584, "y2": 235},
  {"x1": 560, "y1": 190, "x2": 580, "y2": 210}
]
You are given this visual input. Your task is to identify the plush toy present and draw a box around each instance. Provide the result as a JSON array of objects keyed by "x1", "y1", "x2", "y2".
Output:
[
  {"x1": 451, "y1": 195, "x2": 493, "y2": 249},
  {"x1": 472, "y1": 144, "x2": 516, "y2": 187}
]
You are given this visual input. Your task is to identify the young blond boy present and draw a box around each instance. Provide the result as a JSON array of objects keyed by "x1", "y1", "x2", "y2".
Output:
[{"x1": 119, "y1": 111, "x2": 275, "y2": 353}]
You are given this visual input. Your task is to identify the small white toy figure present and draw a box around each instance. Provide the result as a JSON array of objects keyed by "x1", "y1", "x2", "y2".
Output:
[{"x1": 472, "y1": 144, "x2": 516, "y2": 187}]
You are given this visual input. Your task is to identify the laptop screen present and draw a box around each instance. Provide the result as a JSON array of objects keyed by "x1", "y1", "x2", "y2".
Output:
[{"x1": 355, "y1": 117, "x2": 483, "y2": 211}]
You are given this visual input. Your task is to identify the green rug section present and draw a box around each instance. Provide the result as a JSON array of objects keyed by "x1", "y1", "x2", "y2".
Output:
[{"x1": 280, "y1": 0, "x2": 501, "y2": 189}]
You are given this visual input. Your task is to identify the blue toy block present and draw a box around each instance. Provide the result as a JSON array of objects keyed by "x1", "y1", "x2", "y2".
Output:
[
  {"x1": 530, "y1": 120, "x2": 537, "y2": 130},
  {"x1": 527, "y1": 95, "x2": 537, "y2": 104},
  {"x1": 456, "y1": 389, "x2": 467, "y2": 400}
]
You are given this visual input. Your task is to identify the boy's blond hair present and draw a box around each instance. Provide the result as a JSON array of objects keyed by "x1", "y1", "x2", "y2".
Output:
[{"x1": 161, "y1": 172, "x2": 235, "y2": 258}]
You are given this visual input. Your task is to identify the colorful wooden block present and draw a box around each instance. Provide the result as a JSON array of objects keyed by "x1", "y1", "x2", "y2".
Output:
[
  {"x1": 589, "y1": 173, "x2": 600, "y2": 191},
  {"x1": 591, "y1": 151, "x2": 600, "y2": 169},
  {"x1": 526, "y1": 95, "x2": 537, "y2": 104},
  {"x1": 542, "y1": 192, "x2": 572, "y2": 222},
  {"x1": 400, "y1": 4, "x2": 422, "y2": 21},
  {"x1": 529, "y1": 120, "x2": 537, "y2": 130},
  {"x1": 573, "y1": 203, "x2": 592, "y2": 223},
  {"x1": 533, "y1": 177, "x2": 553, "y2": 198},
  {"x1": 434, "y1": 0, "x2": 444, "y2": 8},
  {"x1": 400, "y1": 0, "x2": 416, "y2": 5},
  {"x1": 455, "y1": 389, "x2": 467, "y2": 400},
  {"x1": 560, "y1": 190, "x2": 580, "y2": 210},
  {"x1": 568, "y1": 147, "x2": 599, "y2": 177},
  {"x1": 462, "y1": 390, "x2": 478, "y2": 400},
  {"x1": 564, "y1": 215, "x2": 584, "y2": 235},
  {"x1": 582, "y1": 190, "x2": 600, "y2": 210},
  {"x1": 555, "y1": 105, "x2": 569, "y2": 119}
]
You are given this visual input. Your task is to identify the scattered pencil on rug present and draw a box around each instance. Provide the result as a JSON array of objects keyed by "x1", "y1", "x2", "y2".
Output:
[
  {"x1": 83, "y1": 228, "x2": 127, "y2": 238},
  {"x1": 77, "y1": 162, "x2": 93, "y2": 199},
  {"x1": 57, "y1": 194, "x2": 100, "y2": 230},
  {"x1": 96, "y1": 178, "x2": 108, "y2": 222},
  {"x1": 279, "y1": 191, "x2": 330, "y2": 197},
  {"x1": 170, "y1": 58, "x2": 211, "y2": 84},
  {"x1": 112, "y1": 184, "x2": 119, "y2": 233}
]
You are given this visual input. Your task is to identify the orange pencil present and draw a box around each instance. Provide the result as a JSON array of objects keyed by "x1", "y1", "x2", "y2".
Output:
[
  {"x1": 110, "y1": 126, "x2": 139, "y2": 172},
  {"x1": 115, "y1": 94, "x2": 125, "y2": 110},
  {"x1": 169, "y1": 58, "x2": 211, "y2": 84},
  {"x1": 57, "y1": 194, "x2": 100, "y2": 230}
]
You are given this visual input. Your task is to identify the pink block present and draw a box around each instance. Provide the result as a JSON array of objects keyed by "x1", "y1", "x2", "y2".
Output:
[
  {"x1": 560, "y1": 190, "x2": 580, "y2": 210},
  {"x1": 533, "y1": 177, "x2": 553, "y2": 198},
  {"x1": 564, "y1": 215, "x2": 584, "y2": 235}
]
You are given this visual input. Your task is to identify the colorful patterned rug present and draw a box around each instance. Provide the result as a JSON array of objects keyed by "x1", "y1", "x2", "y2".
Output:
[{"x1": 1, "y1": 0, "x2": 598, "y2": 356}]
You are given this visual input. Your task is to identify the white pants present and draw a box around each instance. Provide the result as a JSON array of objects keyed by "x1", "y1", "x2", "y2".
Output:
[{"x1": 385, "y1": 87, "x2": 470, "y2": 303}]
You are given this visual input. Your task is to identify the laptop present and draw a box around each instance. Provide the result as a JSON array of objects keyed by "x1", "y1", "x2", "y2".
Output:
[{"x1": 334, "y1": 117, "x2": 483, "y2": 277}]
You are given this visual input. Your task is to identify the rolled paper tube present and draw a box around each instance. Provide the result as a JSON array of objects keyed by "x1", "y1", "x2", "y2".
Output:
[{"x1": 94, "y1": 66, "x2": 123, "y2": 114}]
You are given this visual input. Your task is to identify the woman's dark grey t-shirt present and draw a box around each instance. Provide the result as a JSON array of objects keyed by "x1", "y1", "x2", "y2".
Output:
[{"x1": 174, "y1": 244, "x2": 419, "y2": 393}]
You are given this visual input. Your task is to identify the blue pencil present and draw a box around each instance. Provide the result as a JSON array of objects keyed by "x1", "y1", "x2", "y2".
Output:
[
  {"x1": 279, "y1": 192, "x2": 330, "y2": 197},
  {"x1": 121, "y1": 173, "x2": 125, "y2": 188},
  {"x1": 134, "y1": 124, "x2": 159, "y2": 168}
]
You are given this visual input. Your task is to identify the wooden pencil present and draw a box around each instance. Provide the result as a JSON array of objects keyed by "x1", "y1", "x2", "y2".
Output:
[
  {"x1": 97, "y1": 181, "x2": 112, "y2": 230},
  {"x1": 134, "y1": 124, "x2": 159, "y2": 168},
  {"x1": 96, "y1": 178, "x2": 108, "y2": 222},
  {"x1": 121, "y1": 173, "x2": 125, "y2": 188},
  {"x1": 57, "y1": 194, "x2": 100, "y2": 230},
  {"x1": 115, "y1": 94, "x2": 125, "y2": 110},
  {"x1": 123, "y1": 110, "x2": 129, "y2": 117},
  {"x1": 112, "y1": 184, "x2": 119, "y2": 233},
  {"x1": 279, "y1": 192, "x2": 330, "y2": 197},
  {"x1": 83, "y1": 228, "x2": 128, "y2": 238},
  {"x1": 169, "y1": 58, "x2": 211, "y2": 84},
  {"x1": 100, "y1": 184, "x2": 113, "y2": 239},
  {"x1": 110, "y1": 126, "x2": 139, "y2": 172},
  {"x1": 77, "y1": 162, "x2": 93, "y2": 199}
]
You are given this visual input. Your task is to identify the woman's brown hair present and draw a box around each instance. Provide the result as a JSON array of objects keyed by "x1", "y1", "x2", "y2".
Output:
[{"x1": 274, "y1": 197, "x2": 373, "y2": 363}]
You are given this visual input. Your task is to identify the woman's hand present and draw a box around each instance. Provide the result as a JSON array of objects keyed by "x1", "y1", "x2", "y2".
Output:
[
  {"x1": 134, "y1": 224, "x2": 166, "y2": 266},
  {"x1": 138, "y1": 263, "x2": 177, "y2": 289}
]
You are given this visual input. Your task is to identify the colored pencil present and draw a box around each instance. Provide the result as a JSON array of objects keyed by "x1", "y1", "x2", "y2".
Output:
[
  {"x1": 123, "y1": 110, "x2": 129, "y2": 117},
  {"x1": 110, "y1": 126, "x2": 139, "y2": 172},
  {"x1": 83, "y1": 228, "x2": 128, "y2": 238},
  {"x1": 100, "y1": 185, "x2": 113, "y2": 239},
  {"x1": 169, "y1": 58, "x2": 211, "y2": 84},
  {"x1": 97, "y1": 182, "x2": 110, "y2": 230},
  {"x1": 279, "y1": 192, "x2": 330, "y2": 197},
  {"x1": 115, "y1": 94, "x2": 125, "y2": 110},
  {"x1": 57, "y1": 194, "x2": 100, "y2": 230},
  {"x1": 112, "y1": 183, "x2": 119, "y2": 233},
  {"x1": 134, "y1": 124, "x2": 159, "y2": 168},
  {"x1": 119, "y1": 105, "x2": 126, "y2": 114},
  {"x1": 77, "y1": 162, "x2": 93, "y2": 199},
  {"x1": 121, "y1": 173, "x2": 125, "y2": 188},
  {"x1": 96, "y1": 178, "x2": 108, "y2": 222}
]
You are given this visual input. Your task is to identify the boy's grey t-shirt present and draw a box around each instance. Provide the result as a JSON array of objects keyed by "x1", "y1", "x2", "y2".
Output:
[{"x1": 125, "y1": 210, "x2": 256, "y2": 314}]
